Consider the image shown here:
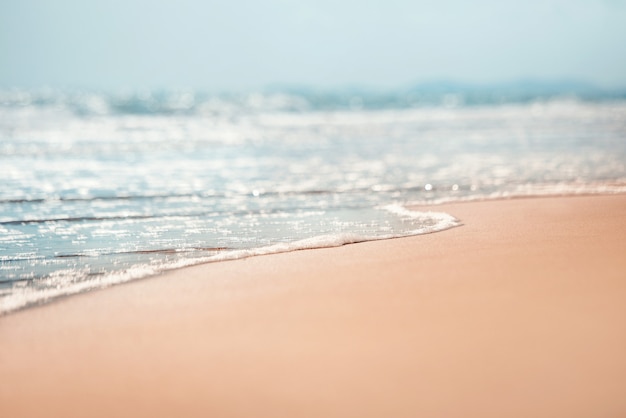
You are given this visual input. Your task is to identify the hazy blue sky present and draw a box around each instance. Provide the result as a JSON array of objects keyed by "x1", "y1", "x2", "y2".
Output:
[{"x1": 2, "y1": 0, "x2": 626, "y2": 90}]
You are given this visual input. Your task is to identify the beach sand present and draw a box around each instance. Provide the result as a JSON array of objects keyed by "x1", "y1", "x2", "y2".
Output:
[{"x1": 1, "y1": 195, "x2": 625, "y2": 418}]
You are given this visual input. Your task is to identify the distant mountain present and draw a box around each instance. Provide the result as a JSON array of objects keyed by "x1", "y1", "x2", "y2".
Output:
[
  {"x1": 407, "y1": 79, "x2": 600, "y2": 94},
  {"x1": 265, "y1": 79, "x2": 626, "y2": 107},
  {"x1": 264, "y1": 79, "x2": 626, "y2": 109},
  {"x1": 401, "y1": 79, "x2": 626, "y2": 105}
]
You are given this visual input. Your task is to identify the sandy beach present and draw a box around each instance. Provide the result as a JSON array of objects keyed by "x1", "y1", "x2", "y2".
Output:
[{"x1": 1, "y1": 194, "x2": 625, "y2": 418}]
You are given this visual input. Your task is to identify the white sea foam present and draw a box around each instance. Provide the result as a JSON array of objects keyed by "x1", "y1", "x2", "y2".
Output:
[
  {"x1": 0, "y1": 208, "x2": 460, "y2": 314},
  {"x1": 380, "y1": 204, "x2": 461, "y2": 233}
]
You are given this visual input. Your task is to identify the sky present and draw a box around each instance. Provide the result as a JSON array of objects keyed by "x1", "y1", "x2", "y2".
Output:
[{"x1": 1, "y1": 0, "x2": 626, "y2": 91}]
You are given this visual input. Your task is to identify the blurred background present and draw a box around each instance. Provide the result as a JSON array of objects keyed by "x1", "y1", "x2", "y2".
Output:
[
  {"x1": 2, "y1": 0, "x2": 626, "y2": 92},
  {"x1": 2, "y1": 0, "x2": 626, "y2": 313}
]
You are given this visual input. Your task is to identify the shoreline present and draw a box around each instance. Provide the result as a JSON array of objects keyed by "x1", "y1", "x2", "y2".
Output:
[
  {"x1": 1, "y1": 194, "x2": 625, "y2": 417},
  {"x1": 3, "y1": 191, "x2": 622, "y2": 316},
  {"x1": 1, "y1": 200, "x2": 462, "y2": 316}
]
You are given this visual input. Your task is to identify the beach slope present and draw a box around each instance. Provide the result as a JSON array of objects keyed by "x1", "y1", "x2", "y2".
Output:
[{"x1": 1, "y1": 195, "x2": 625, "y2": 417}]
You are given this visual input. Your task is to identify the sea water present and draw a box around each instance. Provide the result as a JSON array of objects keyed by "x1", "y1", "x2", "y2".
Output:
[{"x1": 1, "y1": 89, "x2": 625, "y2": 313}]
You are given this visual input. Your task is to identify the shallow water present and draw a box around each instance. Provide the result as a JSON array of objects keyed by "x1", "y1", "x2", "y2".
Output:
[{"x1": 1, "y1": 90, "x2": 625, "y2": 313}]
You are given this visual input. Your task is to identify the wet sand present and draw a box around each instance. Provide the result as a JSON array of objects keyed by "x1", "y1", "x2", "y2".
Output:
[{"x1": 1, "y1": 195, "x2": 625, "y2": 418}]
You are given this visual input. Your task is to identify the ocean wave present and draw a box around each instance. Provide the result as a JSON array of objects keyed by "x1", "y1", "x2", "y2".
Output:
[
  {"x1": 2, "y1": 89, "x2": 624, "y2": 315},
  {"x1": 0, "y1": 207, "x2": 460, "y2": 314},
  {"x1": 2, "y1": 83, "x2": 625, "y2": 116}
]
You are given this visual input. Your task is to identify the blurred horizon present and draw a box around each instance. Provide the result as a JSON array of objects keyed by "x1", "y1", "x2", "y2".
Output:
[
  {"x1": 2, "y1": 0, "x2": 626, "y2": 92},
  {"x1": 2, "y1": 78, "x2": 625, "y2": 117},
  {"x1": 2, "y1": 76, "x2": 625, "y2": 95}
]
